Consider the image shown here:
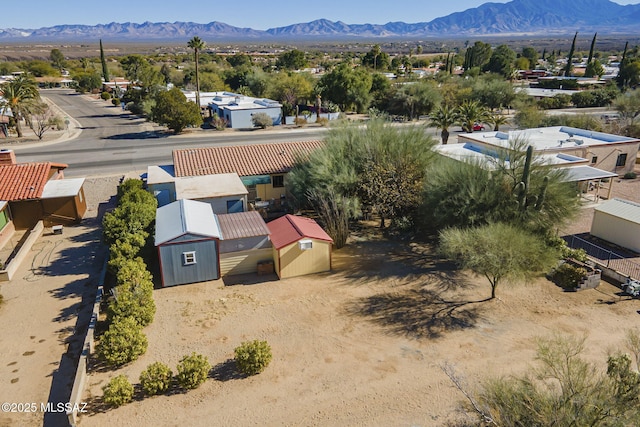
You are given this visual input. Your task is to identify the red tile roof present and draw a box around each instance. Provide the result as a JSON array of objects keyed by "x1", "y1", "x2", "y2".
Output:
[
  {"x1": 172, "y1": 140, "x2": 324, "y2": 178},
  {"x1": 267, "y1": 214, "x2": 333, "y2": 250},
  {"x1": 0, "y1": 162, "x2": 67, "y2": 201}
]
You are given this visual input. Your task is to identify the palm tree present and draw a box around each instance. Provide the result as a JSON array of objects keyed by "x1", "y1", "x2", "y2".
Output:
[
  {"x1": 486, "y1": 112, "x2": 510, "y2": 131},
  {"x1": 429, "y1": 104, "x2": 458, "y2": 144},
  {"x1": 456, "y1": 100, "x2": 488, "y2": 133},
  {"x1": 187, "y1": 36, "x2": 206, "y2": 110},
  {"x1": 0, "y1": 74, "x2": 40, "y2": 138}
]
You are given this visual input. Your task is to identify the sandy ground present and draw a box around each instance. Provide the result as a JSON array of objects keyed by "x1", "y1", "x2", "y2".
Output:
[{"x1": 0, "y1": 172, "x2": 638, "y2": 427}]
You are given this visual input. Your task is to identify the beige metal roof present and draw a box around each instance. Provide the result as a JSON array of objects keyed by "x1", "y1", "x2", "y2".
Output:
[
  {"x1": 41, "y1": 178, "x2": 85, "y2": 199},
  {"x1": 217, "y1": 211, "x2": 270, "y2": 240},
  {"x1": 174, "y1": 173, "x2": 248, "y2": 200},
  {"x1": 155, "y1": 199, "x2": 221, "y2": 245},
  {"x1": 594, "y1": 198, "x2": 640, "y2": 225}
]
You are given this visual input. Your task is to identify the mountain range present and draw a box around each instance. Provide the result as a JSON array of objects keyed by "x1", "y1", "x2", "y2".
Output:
[{"x1": 1, "y1": 0, "x2": 639, "y2": 41}]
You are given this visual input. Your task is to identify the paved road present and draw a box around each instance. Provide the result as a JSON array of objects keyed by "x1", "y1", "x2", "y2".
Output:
[{"x1": 14, "y1": 89, "x2": 328, "y2": 177}]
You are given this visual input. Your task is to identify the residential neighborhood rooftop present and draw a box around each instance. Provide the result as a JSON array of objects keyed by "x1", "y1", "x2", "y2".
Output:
[
  {"x1": 172, "y1": 140, "x2": 324, "y2": 178},
  {"x1": 41, "y1": 178, "x2": 85, "y2": 199},
  {"x1": 174, "y1": 172, "x2": 248, "y2": 200},
  {"x1": 0, "y1": 162, "x2": 67, "y2": 201},
  {"x1": 461, "y1": 126, "x2": 638, "y2": 152}
]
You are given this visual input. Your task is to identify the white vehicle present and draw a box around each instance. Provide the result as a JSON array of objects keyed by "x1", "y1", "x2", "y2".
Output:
[{"x1": 623, "y1": 278, "x2": 640, "y2": 297}]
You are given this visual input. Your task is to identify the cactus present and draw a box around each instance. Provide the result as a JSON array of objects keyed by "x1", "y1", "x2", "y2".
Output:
[
  {"x1": 514, "y1": 146, "x2": 534, "y2": 211},
  {"x1": 535, "y1": 176, "x2": 549, "y2": 211}
]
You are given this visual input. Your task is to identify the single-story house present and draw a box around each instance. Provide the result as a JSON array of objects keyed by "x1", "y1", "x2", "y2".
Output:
[
  {"x1": 183, "y1": 91, "x2": 283, "y2": 128},
  {"x1": 155, "y1": 199, "x2": 222, "y2": 287},
  {"x1": 146, "y1": 167, "x2": 248, "y2": 213},
  {"x1": 267, "y1": 214, "x2": 333, "y2": 279},
  {"x1": 172, "y1": 140, "x2": 324, "y2": 203},
  {"x1": 217, "y1": 211, "x2": 272, "y2": 276},
  {"x1": 453, "y1": 126, "x2": 640, "y2": 175},
  {"x1": 0, "y1": 149, "x2": 86, "y2": 228},
  {"x1": 591, "y1": 198, "x2": 640, "y2": 253}
]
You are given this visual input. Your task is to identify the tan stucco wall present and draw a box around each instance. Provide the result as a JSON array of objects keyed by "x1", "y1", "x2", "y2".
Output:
[{"x1": 277, "y1": 239, "x2": 331, "y2": 279}]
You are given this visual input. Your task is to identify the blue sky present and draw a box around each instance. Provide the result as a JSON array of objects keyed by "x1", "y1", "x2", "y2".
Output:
[{"x1": 4, "y1": 0, "x2": 638, "y2": 29}]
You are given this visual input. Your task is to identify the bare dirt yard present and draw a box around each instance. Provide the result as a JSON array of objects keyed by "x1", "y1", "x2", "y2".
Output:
[{"x1": 0, "y1": 173, "x2": 638, "y2": 427}]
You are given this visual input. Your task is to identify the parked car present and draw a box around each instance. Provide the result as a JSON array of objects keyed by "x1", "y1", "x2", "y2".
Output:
[
  {"x1": 473, "y1": 122, "x2": 485, "y2": 131},
  {"x1": 601, "y1": 114, "x2": 620, "y2": 124}
]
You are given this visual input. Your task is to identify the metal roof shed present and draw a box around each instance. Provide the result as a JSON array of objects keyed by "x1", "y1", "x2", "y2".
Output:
[
  {"x1": 217, "y1": 211, "x2": 273, "y2": 277},
  {"x1": 591, "y1": 198, "x2": 640, "y2": 253},
  {"x1": 155, "y1": 199, "x2": 222, "y2": 287}
]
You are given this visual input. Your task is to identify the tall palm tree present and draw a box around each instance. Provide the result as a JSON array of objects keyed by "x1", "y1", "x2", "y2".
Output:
[
  {"x1": 0, "y1": 74, "x2": 40, "y2": 138},
  {"x1": 429, "y1": 104, "x2": 458, "y2": 144},
  {"x1": 187, "y1": 36, "x2": 206, "y2": 110}
]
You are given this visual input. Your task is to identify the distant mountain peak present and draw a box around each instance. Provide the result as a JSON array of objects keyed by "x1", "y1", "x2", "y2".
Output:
[{"x1": 1, "y1": 0, "x2": 638, "y2": 41}]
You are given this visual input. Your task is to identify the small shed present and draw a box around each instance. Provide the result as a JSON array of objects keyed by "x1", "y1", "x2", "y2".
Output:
[
  {"x1": 267, "y1": 214, "x2": 333, "y2": 279},
  {"x1": 155, "y1": 199, "x2": 222, "y2": 287},
  {"x1": 40, "y1": 178, "x2": 87, "y2": 226},
  {"x1": 217, "y1": 211, "x2": 272, "y2": 276},
  {"x1": 591, "y1": 198, "x2": 640, "y2": 253}
]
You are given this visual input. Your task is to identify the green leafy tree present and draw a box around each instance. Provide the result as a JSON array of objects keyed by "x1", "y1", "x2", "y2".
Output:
[
  {"x1": 176, "y1": 353, "x2": 211, "y2": 390},
  {"x1": 387, "y1": 80, "x2": 441, "y2": 121},
  {"x1": 27, "y1": 102, "x2": 60, "y2": 140},
  {"x1": 521, "y1": 47, "x2": 538, "y2": 68},
  {"x1": 276, "y1": 49, "x2": 307, "y2": 70},
  {"x1": 152, "y1": 87, "x2": 203, "y2": 133},
  {"x1": 429, "y1": 104, "x2": 458, "y2": 144},
  {"x1": 25, "y1": 60, "x2": 58, "y2": 77},
  {"x1": 440, "y1": 222, "x2": 558, "y2": 299},
  {"x1": 234, "y1": 340, "x2": 273, "y2": 376},
  {"x1": 97, "y1": 317, "x2": 148, "y2": 366},
  {"x1": 361, "y1": 44, "x2": 390, "y2": 71},
  {"x1": 226, "y1": 53, "x2": 252, "y2": 68},
  {"x1": 108, "y1": 257, "x2": 155, "y2": 327},
  {"x1": 102, "y1": 199, "x2": 157, "y2": 245},
  {"x1": 316, "y1": 63, "x2": 373, "y2": 113},
  {"x1": 140, "y1": 362, "x2": 173, "y2": 396},
  {"x1": 49, "y1": 48, "x2": 65, "y2": 72},
  {"x1": 0, "y1": 74, "x2": 40, "y2": 137},
  {"x1": 614, "y1": 88, "x2": 640, "y2": 123},
  {"x1": 463, "y1": 41, "x2": 492, "y2": 71},
  {"x1": 483, "y1": 45, "x2": 516, "y2": 78},
  {"x1": 102, "y1": 375, "x2": 134, "y2": 407},
  {"x1": 73, "y1": 71, "x2": 102, "y2": 93},
  {"x1": 471, "y1": 75, "x2": 516, "y2": 111},
  {"x1": 187, "y1": 36, "x2": 205, "y2": 108},
  {"x1": 584, "y1": 33, "x2": 598, "y2": 77}
]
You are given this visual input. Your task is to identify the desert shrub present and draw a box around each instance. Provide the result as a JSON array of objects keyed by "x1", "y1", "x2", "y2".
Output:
[
  {"x1": 551, "y1": 262, "x2": 587, "y2": 290},
  {"x1": 108, "y1": 257, "x2": 155, "y2": 326},
  {"x1": 251, "y1": 112, "x2": 273, "y2": 129},
  {"x1": 211, "y1": 115, "x2": 227, "y2": 130},
  {"x1": 102, "y1": 201, "x2": 156, "y2": 245},
  {"x1": 234, "y1": 340, "x2": 273, "y2": 376},
  {"x1": 126, "y1": 102, "x2": 144, "y2": 115},
  {"x1": 102, "y1": 375, "x2": 134, "y2": 407},
  {"x1": 316, "y1": 117, "x2": 329, "y2": 126},
  {"x1": 111, "y1": 98, "x2": 120, "y2": 106},
  {"x1": 624, "y1": 172, "x2": 637, "y2": 179},
  {"x1": 96, "y1": 317, "x2": 148, "y2": 367},
  {"x1": 0, "y1": 293, "x2": 4, "y2": 306},
  {"x1": 176, "y1": 353, "x2": 211, "y2": 389},
  {"x1": 294, "y1": 117, "x2": 307, "y2": 126},
  {"x1": 140, "y1": 362, "x2": 173, "y2": 396},
  {"x1": 101, "y1": 91, "x2": 111, "y2": 101}
]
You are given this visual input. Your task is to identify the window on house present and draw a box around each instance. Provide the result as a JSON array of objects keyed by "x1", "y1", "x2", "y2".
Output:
[
  {"x1": 298, "y1": 239, "x2": 313, "y2": 250},
  {"x1": 591, "y1": 156, "x2": 597, "y2": 164},
  {"x1": 616, "y1": 153, "x2": 628, "y2": 167},
  {"x1": 272, "y1": 175, "x2": 284, "y2": 188},
  {"x1": 183, "y1": 251, "x2": 197, "y2": 265}
]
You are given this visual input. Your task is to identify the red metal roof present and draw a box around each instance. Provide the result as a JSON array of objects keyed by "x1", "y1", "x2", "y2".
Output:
[
  {"x1": 267, "y1": 214, "x2": 333, "y2": 250},
  {"x1": 172, "y1": 140, "x2": 324, "y2": 177},
  {"x1": 217, "y1": 211, "x2": 270, "y2": 240},
  {"x1": 0, "y1": 162, "x2": 67, "y2": 201}
]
